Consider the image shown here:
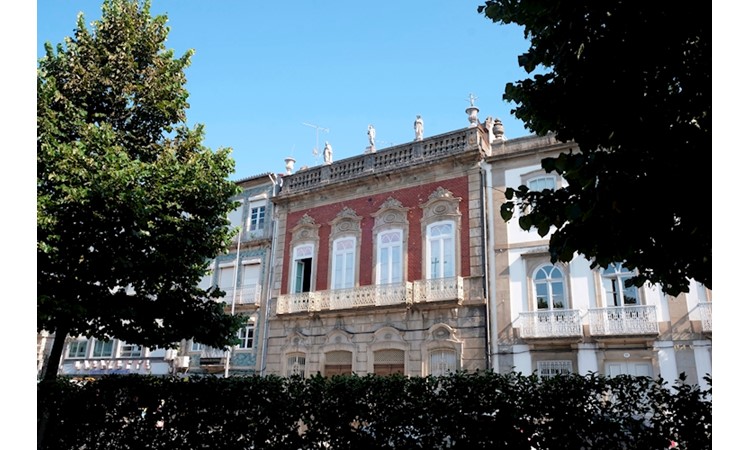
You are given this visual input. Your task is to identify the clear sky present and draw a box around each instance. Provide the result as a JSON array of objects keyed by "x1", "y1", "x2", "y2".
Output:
[{"x1": 37, "y1": 0, "x2": 534, "y2": 180}]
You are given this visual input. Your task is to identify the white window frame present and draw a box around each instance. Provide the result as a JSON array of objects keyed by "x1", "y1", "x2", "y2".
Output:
[
  {"x1": 237, "y1": 323, "x2": 255, "y2": 349},
  {"x1": 190, "y1": 341, "x2": 204, "y2": 352},
  {"x1": 602, "y1": 263, "x2": 640, "y2": 306},
  {"x1": 527, "y1": 175, "x2": 557, "y2": 192},
  {"x1": 91, "y1": 339, "x2": 115, "y2": 358},
  {"x1": 67, "y1": 339, "x2": 89, "y2": 359},
  {"x1": 426, "y1": 221, "x2": 456, "y2": 279},
  {"x1": 376, "y1": 229, "x2": 403, "y2": 285},
  {"x1": 429, "y1": 349, "x2": 458, "y2": 376},
  {"x1": 292, "y1": 244, "x2": 314, "y2": 294},
  {"x1": 247, "y1": 202, "x2": 266, "y2": 232},
  {"x1": 532, "y1": 264, "x2": 567, "y2": 310},
  {"x1": 119, "y1": 343, "x2": 143, "y2": 358},
  {"x1": 331, "y1": 236, "x2": 356, "y2": 290}
]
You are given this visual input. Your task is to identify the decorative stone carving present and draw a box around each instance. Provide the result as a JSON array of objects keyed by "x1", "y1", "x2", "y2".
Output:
[
  {"x1": 429, "y1": 187, "x2": 454, "y2": 200},
  {"x1": 493, "y1": 119, "x2": 506, "y2": 141},
  {"x1": 298, "y1": 214, "x2": 315, "y2": 226},
  {"x1": 372, "y1": 197, "x2": 409, "y2": 234},
  {"x1": 329, "y1": 207, "x2": 362, "y2": 241},
  {"x1": 414, "y1": 115, "x2": 424, "y2": 141},
  {"x1": 421, "y1": 187, "x2": 462, "y2": 222}
]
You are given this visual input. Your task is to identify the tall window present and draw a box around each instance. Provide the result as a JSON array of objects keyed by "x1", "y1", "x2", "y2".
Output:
[
  {"x1": 377, "y1": 230, "x2": 403, "y2": 285},
  {"x1": 286, "y1": 353, "x2": 306, "y2": 377},
  {"x1": 227, "y1": 202, "x2": 244, "y2": 234},
  {"x1": 238, "y1": 323, "x2": 255, "y2": 349},
  {"x1": 248, "y1": 205, "x2": 266, "y2": 232},
  {"x1": 241, "y1": 262, "x2": 260, "y2": 304},
  {"x1": 602, "y1": 263, "x2": 640, "y2": 306},
  {"x1": 533, "y1": 265, "x2": 566, "y2": 310},
  {"x1": 427, "y1": 222, "x2": 455, "y2": 279},
  {"x1": 429, "y1": 349, "x2": 458, "y2": 376},
  {"x1": 332, "y1": 237, "x2": 356, "y2": 290},
  {"x1": 91, "y1": 339, "x2": 114, "y2": 358},
  {"x1": 67, "y1": 340, "x2": 88, "y2": 358},
  {"x1": 218, "y1": 264, "x2": 235, "y2": 302},
  {"x1": 292, "y1": 244, "x2": 313, "y2": 293}
]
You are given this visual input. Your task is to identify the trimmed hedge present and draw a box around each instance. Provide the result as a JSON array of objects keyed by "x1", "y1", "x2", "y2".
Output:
[{"x1": 38, "y1": 371, "x2": 711, "y2": 450}]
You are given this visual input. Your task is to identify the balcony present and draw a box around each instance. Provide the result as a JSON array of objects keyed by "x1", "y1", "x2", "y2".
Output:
[
  {"x1": 217, "y1": 285, "x2": 261, "y2": 306},
  {"x1": 589, "y1": 305, "x2": 659, "y2": 336},
  {"x1": 413, "y1": 277, "x2": 464, "y2": 303},
  {"x1": 238, "y1": 285, "x2": 261, "y2": 305},
  {"x1": 518, "y1": 309, "x2": 583, "y2": 339},
  {"x1": 697, "y1": 302, "x2": 712, "y2": 333},
  {"x1": 197, "y1": 347, "x2": 226, "y2": 366},
  {"x1": 276, "y1": 278, "x2": 464, "y2": 314}
]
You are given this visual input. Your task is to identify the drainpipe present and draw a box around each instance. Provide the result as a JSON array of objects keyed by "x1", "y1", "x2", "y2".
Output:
[
  {"x1": 260, "y1": 174, "x2": 280, "y2": 375},
  {"x1": 224, "y1": 200, "x2": 244, "y2": 378},
  {"x1": 481, "y1": 160, "x2": 500, "y2": 372}
]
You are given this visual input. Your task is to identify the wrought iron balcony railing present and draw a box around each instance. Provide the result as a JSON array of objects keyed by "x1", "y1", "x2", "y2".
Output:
[
  {"x1": 518, "y1": 309, "x2": 583, "y2": 339},
  {"x1": 589, "y1": 305, "x2": 659, "y2": 336}
]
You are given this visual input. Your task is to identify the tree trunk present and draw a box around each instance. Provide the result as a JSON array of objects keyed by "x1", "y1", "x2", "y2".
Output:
[
  {"x1": 41, "y1": 325, "x2": 68, "y2": 382},
  {"x1": 38, "y1": 324, "x2": 69, "y2": 450}
]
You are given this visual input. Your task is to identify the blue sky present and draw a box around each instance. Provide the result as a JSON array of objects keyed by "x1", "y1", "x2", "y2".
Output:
[{"x1": 37, "y1": 0, "x2": 534, "y2": 180}]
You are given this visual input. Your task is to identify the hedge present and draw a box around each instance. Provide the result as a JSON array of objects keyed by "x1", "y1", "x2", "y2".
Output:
[{"x1": 38, "y1": 371, "x2": 711, "y2": 450}]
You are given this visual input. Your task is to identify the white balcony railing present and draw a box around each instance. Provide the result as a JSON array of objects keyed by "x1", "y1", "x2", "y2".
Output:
[
  {"x1": 589, "y1": 305, "x2": 659, "y2": 336},
  {"x1": 276, "y1": 278, "x2": 452, "y2": 314},
  {"x1": 238, "y1": 285, "x2": 261, "y2": 305},
  {"x1": 698, "y1": 302, "x2": 712, "y2": 332},
  {"x1": 413, "y1": 277, "x2": 464, "y2": 303},
  {"x1": 217, "y1": 285, "x2": 261, "y2": 306},
  {"x1": 518, "y1": 309, "x2": 583, "y2": 339}
]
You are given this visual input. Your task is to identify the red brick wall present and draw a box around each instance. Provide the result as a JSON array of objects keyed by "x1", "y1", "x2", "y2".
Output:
[{"x1": 280, "y1": 177, "x2": 470, "y2": 294}]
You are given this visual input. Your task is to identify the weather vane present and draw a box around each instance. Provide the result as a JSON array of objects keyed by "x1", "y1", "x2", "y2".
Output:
[{"x1": 303, "y1": 122, "x2": 329, "y2": 164}]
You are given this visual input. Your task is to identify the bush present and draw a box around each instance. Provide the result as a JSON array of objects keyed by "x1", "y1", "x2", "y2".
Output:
[{"x1": 38, "y1": 371, "x2": 711, "y2": 450}]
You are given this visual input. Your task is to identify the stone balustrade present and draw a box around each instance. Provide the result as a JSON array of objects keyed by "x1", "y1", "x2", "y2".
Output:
[
  {"x1": 518, "y1": 309, "x2": 583, "y2": 339},
  {"x1": 280, "y1": 129, "x2": 479, "y2": 196},
  {"x1": 589, "y1": 305, "x2": 659, "y2": 336},
  {"x1": 277, "y1": 277, "x2": 463, "y2": 314}
]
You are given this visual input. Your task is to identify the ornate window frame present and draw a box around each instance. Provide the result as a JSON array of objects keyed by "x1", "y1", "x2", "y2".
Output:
[
  {"x1": 328, "y1": 207, "x2": 362, "y2": 290},
  {"x1": 372, "y1": 197, "x2": 410, "y2": 285},
  {"x1": 288, "y1": 214, "x2": 320, "y2": 294},
  {"x1": 420, "y1": 187, "x2": 462, "y2": 280},
  {"x1": 421, "y1": 323, "x2": 462, "y2": 376}
]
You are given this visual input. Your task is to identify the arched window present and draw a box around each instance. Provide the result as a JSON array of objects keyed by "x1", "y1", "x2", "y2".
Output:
[
  {"x1": 602, "y1": 263, "x2": 639, "y2": 306},
  {"x1": 533, "y1": 265, "x2": 566, "y2": 310},
  {"x1": 376, "y1": 229, "x2": 403, "y2": 285},
  {"x1": 331, "y1": 237, "x2": 356, "y2": 289},
  {"x1": 426, "y1": 221, "x2": 455, "y2": 279},
  {"x1": 527, "y1": 175, "x2": 557, "y2": 192}
]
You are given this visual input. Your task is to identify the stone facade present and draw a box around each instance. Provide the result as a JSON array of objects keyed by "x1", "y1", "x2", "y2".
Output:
[
  {"x1": 485, "y1": 134, "x2": 712, "y2": 389},
  {"x1": 263, "y1": 128, "x2": 490, "y2": 377}
]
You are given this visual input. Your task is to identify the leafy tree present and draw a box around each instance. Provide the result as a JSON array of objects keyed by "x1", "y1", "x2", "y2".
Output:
[
  {"x1": 37, "y1": 0, "x2": 244, "y2": 382},
  {"x1": 478, "y1": 0, "x2": 710, "y2": 295}
]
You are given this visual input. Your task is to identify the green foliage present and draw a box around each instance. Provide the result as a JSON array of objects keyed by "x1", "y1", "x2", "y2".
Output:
[
  {"x1": 38, "y1": 372, "x2": 711, "y2": 450},
  {"x1": 478, "y1": 0, "x2": 710, "y2": 295},
  {"x1": 37, "y1": 0, "x2": 243, "y2": 360}
]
